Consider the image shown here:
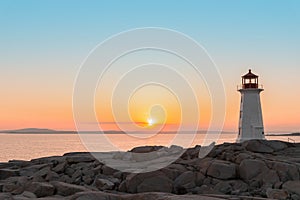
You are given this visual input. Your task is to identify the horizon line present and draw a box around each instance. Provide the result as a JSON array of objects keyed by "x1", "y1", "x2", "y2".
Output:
[{"x1": 0, "y1": 127, "x2": 297, "y2": 134}]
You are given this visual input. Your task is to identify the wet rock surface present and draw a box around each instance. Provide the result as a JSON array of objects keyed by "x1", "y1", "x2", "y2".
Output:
[{"x1": 0, "y1": 140, "x2": 299, "y2": 199}]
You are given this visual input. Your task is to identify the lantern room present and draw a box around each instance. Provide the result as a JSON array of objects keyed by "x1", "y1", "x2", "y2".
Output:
[{"x1": 242, "y1": 69, "x2": 259, "y2": 89}]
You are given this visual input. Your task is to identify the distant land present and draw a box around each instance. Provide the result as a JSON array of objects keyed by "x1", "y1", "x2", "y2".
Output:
[
  {"x1": 0, "y1": 128, "x2": 76, "y2": 134},
  {"x1": 266, "y1": 132, "x2": 300, "y2": 136},
  {"x1": 0, "y1": 128, "x2": 133, "y2": 134}
]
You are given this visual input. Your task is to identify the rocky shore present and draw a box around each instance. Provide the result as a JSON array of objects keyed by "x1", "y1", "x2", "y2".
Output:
[{"x1": 1, "y1": 140, "x2": 300, "y2": 200}]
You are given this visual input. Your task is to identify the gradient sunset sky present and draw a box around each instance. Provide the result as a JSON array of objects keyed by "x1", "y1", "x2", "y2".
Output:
[{"x1": 1, "y1": 0, "x2": 300, "y2": 132}]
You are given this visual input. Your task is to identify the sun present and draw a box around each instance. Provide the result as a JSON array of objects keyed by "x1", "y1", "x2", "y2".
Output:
[{"x1": 147, "y1": 118, "x2": 154, "y2": 126}]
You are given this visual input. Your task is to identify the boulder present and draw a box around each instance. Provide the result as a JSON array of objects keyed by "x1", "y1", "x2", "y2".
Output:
[
  {"x1": 94, "y1": 178, "x2": 115, "y2": 190},
  {"x1": 58, "y1": 175, "x2": 73, "y2": 184},
  {"x1": 130, "y1": 146, "x2": 164, "y2": 153},
  {"x1": 92, "y1": 165, "x2": 102, "y2": 176},
  {"x1": 26, "y1": 182, "x2": 55, "y2": 197},
  {"x1": 130, "y1": 151, "x2": 160, "y2": 162},
  {"x1": 71, "y1": 169, "x2": 82, "y2": 183},
  {"x1": 264, "y1": 140, "x2": 288, "y2": 151},
  {"x1": 274, "y1": 181, "x2": 283, "y2": 189},
  {"x1": 95, "y1": 174, "x2": 120, "y2": 185},
  {"x1": 8, "y1": 160, "x2": 30, "y2": 167},
  {"x1": 1, "y1": 177, "x2": 28, "y2": 194},
  {"x1": 239, "y1": 159, "x2": 268, "y2": 181},
  {"x1": 52, "y1": 161, "x2": 67, "y2": 173},
  {"x1": 82, "y1": 167, "x2": 95, "y2": 177},
  {"x1": 283, "y1": 181, "x2": 300, "y2": 196},
  {"x1": 66, "y1": 156, "x2": 95, "y2": 164},
  {"x1": 160, "y1": 167, "x2": 182, "y2": 180},
  {"x1": 196, "y1": 157, "x2": 213, "y2": 174},
  {"x1": 223, "y1": 144, "x2": 244, "y2": 152},
  {"x1": 71, "y1": 162, "x2": 92, "y2": 170},
  {"x1": 82, "y1": 175, "x2": 93, "y2": 185},
  {"x1": 270, "y1": 161, "x2": 299, "y2": 182},
  {"x1": 63, "y1": 152, "x2": 91, "y2": 157},
  {"x1": 0, "y1": 193, "x2": 13, "y2": 200},
  {"x1": 102, "y1": 165, "x2": 118, "y2": 176},
  {"x1": 234, "y1": 152, "x2": 252, "y2": 164},
  {"x1": 191, "y1": 185, "x2": 214, "y2": 194},
  {"x1": 32, "y1": 166, "x2": 51, "y2": 178},
  {"x1": 207, "y1": 160, "x2": 236, "y2": 180},
  {"x1": 30, "y1": 155, "x2": 65, "y2": 165},
  {"x1": 118, "y1": 181, "x2": 127, "y2": 192},
  {"x1": 195, "y1": 172, "x2": 205, "y2": 186},
  {"x1": 202, "y1": 177, "x2": 213, "y2": 186},
  {"x1": 124, "y1": 171, "x2": 172, "y2": 193},
  {"x1": 137, "y1": 175, "x2": 173, "y2": 193},
  {"x1": 21, "y1": 191, "x2": 37, "y2": 198},
  {"x1": 266, "y1": 188, "x2": 288, "y2": 200},
  {"x1": 243, "y1": 140, "x2": 274, "y2": 153},
  {"x1": 213, "y1": 181, "x2": 232, "y2": 194},
  {"x1": 5, "y1": 176, "x2": 29, "y2": 187},
  {"x1": 113, "y1": 171, "x2": 126, "y2": 180},
  {"x1": 227, "y1": 180, "x2": 248, "y2": 193},
  {"x1": 167, "y1": 163, "x2": 187, "y2": 173},
  {"x1": 0, "y1": 162, "x2": 15, "y2": 169},
  {"x1": 220, "y1": 152, "x2": 235, "y2": 162},
  {"x1": 261, "y1": 170, "x2": 280, "y2": 186},
  {"x1": 291, "y1": 194, "x2": 300, "y2": 200},
  {"x1": 65, "y1": 167, "x2": 75, "y2": 177},
  {"x1": 45, "y1": 171, "x2": 60, "y2": 181},
  {"x1": 249, "y1": 178, "x2": 262, "y2": 189},
  {"x1": 173, "y1": 171, "x2": 196, "y2": 194},
  {"x1": 51, "y1": 181, "x2": 89, "y2": 196},
  {"x1": 181, "y1": 145, "x2": 201, "y2": 160},
  {"x1": 0, "y1": 169, "x2": 19, "y2": 180},
  {"x1": 2, "y1": 183, "x2": 18, "y2": 193},
  {"x1": 19, "y1": 163, "x2": 50, "y2": 177}
]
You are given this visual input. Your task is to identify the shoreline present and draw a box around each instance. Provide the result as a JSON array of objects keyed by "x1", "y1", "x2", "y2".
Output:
[{"x1": 0, "y1": 140, "x2": 300, "y2": 199}]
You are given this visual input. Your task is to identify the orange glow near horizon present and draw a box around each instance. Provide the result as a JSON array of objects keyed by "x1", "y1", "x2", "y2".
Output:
[
  {"x1": 1, "y1": 87, "x2": 300, "y2": 133},
  {"x1": 1, "y1": 72, "x2": 300, "y2": 133},
  {"x1": 1, "y1": 95, "x2": 300, "y2": 133}
]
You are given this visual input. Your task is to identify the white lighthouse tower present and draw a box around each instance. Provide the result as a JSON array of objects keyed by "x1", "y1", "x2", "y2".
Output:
[{"x1": 236, "y1": 69, "x2": 265, "y2": 143}]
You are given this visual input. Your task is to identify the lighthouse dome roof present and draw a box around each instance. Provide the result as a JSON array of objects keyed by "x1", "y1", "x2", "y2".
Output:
[{"x1": 242, "y1": 69, "x2": 258, "y2": 78}]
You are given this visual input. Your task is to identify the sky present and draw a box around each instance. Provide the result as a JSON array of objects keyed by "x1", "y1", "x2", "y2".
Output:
[{"x1": 0, "y1": 0, "x2": 300, "y2": 132}]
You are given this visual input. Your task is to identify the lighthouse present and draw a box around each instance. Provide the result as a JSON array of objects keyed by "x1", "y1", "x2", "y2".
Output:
[{"x1": 236, "y1": 69, "x2": 265, "y2": 143}]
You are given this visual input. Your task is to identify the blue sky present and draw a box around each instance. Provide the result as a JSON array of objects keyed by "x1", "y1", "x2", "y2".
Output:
[
  {"x1": 0, "y1": 1, "x2": 300, "y2": 131},
  {"x1": 1, "y1": 1, "x2": 299, "y2": 77},
  {"x1": 1, "y1": 1, "x2": 299, "y2": 62}
]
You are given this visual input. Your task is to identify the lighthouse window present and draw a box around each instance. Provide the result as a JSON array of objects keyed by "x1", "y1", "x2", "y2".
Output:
[{"x1": 262, "y1": 131, "x2": 264, "y2": 135}]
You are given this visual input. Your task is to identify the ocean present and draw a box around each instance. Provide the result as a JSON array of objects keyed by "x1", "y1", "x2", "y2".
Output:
[{"x1": 0, "y1": 133, "x2": 299, "y2": 162}]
